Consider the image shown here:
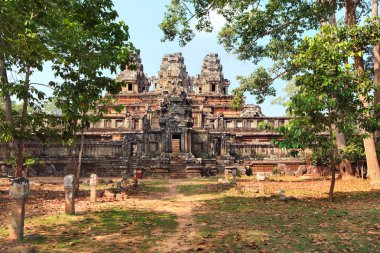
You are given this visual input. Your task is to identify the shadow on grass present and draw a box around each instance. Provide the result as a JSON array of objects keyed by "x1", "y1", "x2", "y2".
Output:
[
  {"x1": 176, "y1": 183, "x2": 236, "y2": 196},
  {"x1": 194, "y1": 190, "x2": 380, "y2": 253},
  {"x1": 0, "y1": 209, "x2": 178, "y2": 253}
]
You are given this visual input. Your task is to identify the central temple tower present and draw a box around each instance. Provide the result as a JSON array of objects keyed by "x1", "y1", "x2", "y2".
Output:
[{"x1": 154, "y1": 52, "x2": 193, "y2": 94}]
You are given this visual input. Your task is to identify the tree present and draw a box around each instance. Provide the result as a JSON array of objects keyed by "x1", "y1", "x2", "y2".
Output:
[
  {"x1": 160, "y1": 0, "x2": 380, "y2": 187},
  {"x1": 0, "y1": 0, "x2": 65, "y2": 176},
  {"x1": 50, "y1": 0, "x2": 133, "y2": 192},
  {"x1": 276, "y1": 23, "x2": 380, "y2": 200},
  {"x1": 270, "y1": 80, "x2": 298, "y2": 111},
  {"x1": 0, "y1": 0, "x2": 133, "y2": 177}
]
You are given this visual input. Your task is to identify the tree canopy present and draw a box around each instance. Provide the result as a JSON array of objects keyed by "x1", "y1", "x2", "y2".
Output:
[{"x1": 0, "y1": 0, "x2": 135, "y2": 176}]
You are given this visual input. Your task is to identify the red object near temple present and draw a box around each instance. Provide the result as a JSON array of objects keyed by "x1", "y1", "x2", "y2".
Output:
[{"x1": 136, "y1": 170, "x2": 142, "y2": 179}]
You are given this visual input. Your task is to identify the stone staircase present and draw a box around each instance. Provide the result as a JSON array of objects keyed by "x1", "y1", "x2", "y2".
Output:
[{"x1": 169, "y1": 156, "x2": 188, "y2": 178}]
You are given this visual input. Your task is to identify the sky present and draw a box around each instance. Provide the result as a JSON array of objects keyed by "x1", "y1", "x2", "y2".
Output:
[{"x1": 32, "y1": 0, "x2": 287, "y2": 116}]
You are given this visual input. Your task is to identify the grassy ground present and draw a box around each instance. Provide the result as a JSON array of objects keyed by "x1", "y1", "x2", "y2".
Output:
[
  {"x1": 177, "y1": 177, "x2": 380, "y2": 253},
  {"x1": 1, "y1": 176, "x2": 380, "y2": 252}
]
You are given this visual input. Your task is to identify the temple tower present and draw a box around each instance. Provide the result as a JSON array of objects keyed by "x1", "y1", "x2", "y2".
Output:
[
  {"x1": 116, "y1": 55, "x2": 150, "y2": 94},
  {"x1": 155, "y1": 52, "x2": 192, "y2": 94},
  {"x1": 194, "y1": 53, "x2": 230, "y2": 95}
]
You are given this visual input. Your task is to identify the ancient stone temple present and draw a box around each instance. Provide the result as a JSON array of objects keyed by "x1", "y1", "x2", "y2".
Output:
[{"x1": 0, "y1": 53, "x2": 302, "y2": 178}]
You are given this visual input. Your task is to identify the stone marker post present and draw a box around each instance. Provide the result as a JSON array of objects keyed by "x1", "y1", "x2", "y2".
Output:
[
  {"x1": 232, "y1": 169, "x2": 237, "y2": 182},
  {"x1": 90, "y1": 174, "x2": 97, "y2": 203},
  {"x1": 224, "y1": 169, "x2": 229, "y2": 182},
  {"x1": 256, "y1": 172, "x2": 266, "y2": 195},
  {"x1": 9, "y1": 177, "x2": 30, "y2": 240},
  {"x1": 64, "y1": 174, "x2": 75, "y2": 215}
]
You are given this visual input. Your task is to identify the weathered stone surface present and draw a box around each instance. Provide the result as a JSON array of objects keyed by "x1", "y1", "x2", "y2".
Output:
[
  {"x1": 295, "y1": 165, "x2": 307, "y2": 176},
  {"x1": 64, "y1": 174, "x2": 75, "y2": 215},
  {"x1": 103, "y1": 189, "x2": 116, "y2": 201},
  {"x1": 41, "y1": 164, "x2": 61, "y2": 177},
  {"x1": 194, "y1": 53, "x2": 230, "y2": 94},
  {"x1": 256, "y1": 172, "x2": 267, "y2": 181},
  {"x1": 9, "y1": 177, "x2": 30, "y2": 241},
  {"x1": 276, "y1": 163, "x2": 294, "y2": 176},
  {"x1": 155, "y1": 52, "x2": 191, "y2": 94},
  {"x1": 116, "y1": 54, "x2": 150, "y2": 94},
  {"x1": 278, "y1": 189, "x2": 286, "y2": 200},
  {"x1": 307, "y1": 165, "x2": 322, "y2": 175},
  {"x1": 240, "y1": 105, "x2": 264, "y2": 117},
  {"x1": 90, "y1": 174, "x2": 97, "y2": 203},
  {"x1": 0, "y1": 53, "x2": 300, "y2": 179},
  {"x1": 25, "y1": 166, "x2": 37, "y2": 177},
  {"x1": 0, "y1": 165, "x2": 7, "y2": 176}
]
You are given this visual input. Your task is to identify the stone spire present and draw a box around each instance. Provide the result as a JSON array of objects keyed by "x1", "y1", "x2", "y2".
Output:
[
  {"x1": 156, "y1": 52, "x2": 192, "y2": 94},
  {"x1": 194, "y1": 53, "x2": 230, "y2": 95},
  {"x1": 116, "y1": 54, "x2": 150, "y2": 93}
]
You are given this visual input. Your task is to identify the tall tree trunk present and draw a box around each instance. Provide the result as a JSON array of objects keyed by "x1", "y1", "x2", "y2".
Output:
[
  {"x1": 325, "y1": 5, "x2": 355, "y2": 178},
  {"x1": 0, "y1": 51, "x2": 15, "y2": 169},
  {"x1": 0, "y1": 54, "x2": 13, "y2": 124},
  {"x1": 329, "y1": 124, "x2": 336, "y2": 201},
  {"x1": 75, "y1": 129, "x2": 85, "y2": 194},
  {"x1": 71, "y1": 142, "x2": 77, "y2": 175},
  {"x1": 374, "y1": 0, "x2": 380, "y2": 143},
  {"x1": 345, "y1": 0, "x2": 380, "y2": 188},
  {"x1": 373, "y1": 0, "x2": 380, "y2": 177},
  {"x1": 16, "y1": 65, "x2": 31, "y2": 177}
]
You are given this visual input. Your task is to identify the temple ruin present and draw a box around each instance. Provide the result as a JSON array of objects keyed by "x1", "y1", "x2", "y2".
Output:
[{"x1": 0, "y1": 53, "x2": 302, "y2": 177}]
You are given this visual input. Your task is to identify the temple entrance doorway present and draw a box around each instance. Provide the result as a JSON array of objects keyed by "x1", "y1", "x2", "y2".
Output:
[{"x1": 171, "y1": 134, "x2": 181, "y2": 153}]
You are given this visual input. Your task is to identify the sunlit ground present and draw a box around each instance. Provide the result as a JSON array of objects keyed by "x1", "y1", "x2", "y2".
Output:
[{"x1": 0, "y1": 176, "x2": 379, "y2": 252}]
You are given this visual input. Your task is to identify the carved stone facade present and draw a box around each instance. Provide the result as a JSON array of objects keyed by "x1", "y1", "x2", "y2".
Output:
[
  {"x1": 0, "y1": 53, "x2": 302, "y2": 177},
  {"x1": 194, "y1": 53, "x2": 230, "y2": 95}
]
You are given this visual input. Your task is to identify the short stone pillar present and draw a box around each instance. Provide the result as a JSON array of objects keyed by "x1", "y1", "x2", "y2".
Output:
[
  {"x1": 64, "y1": 174, "x2": 75, "y2": 215},
  {"x1": 133, "y1": 169, "x2": 137, "y2": 178},
  {"x1": 257, "y1": 172, "x2": 266, "y2": 195},
  {"x1": 224, "y1": 169, "x2": 229, "y2": 182},
  {"x1": 90, "y1": 174, "x2": 97, "y2": 203},
  {"x1": 258, "y1": 182, "x2": 266, "y2": 195},
  {"x1": 232, "y1": 169, "x2": 237, "y2": 182},
  {"x1": 9, "y1": 177, "x2": 30, "y2": 241}
]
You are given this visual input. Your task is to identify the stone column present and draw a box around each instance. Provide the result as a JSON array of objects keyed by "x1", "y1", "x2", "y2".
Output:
[
  {"x1": 232, "y1": 169, "x2": 237, "y2": 182},
  {"x1": 181, "y1": 132, "x2": 185, "y2": 153},
  {"x1": 224, "y1": 169, "x2": 229, "y2": 182},
  {"x1": 183, "y1": 131, "x2": 188, "y2": 153},
  {"x1": 257, "y1": 172, "x2": 266, "y2": 195},
  {"x1": 9, "y1": 177, "x2": 30, "y2": 241},
  {"x1": 64, "y1": 174, "x2": 75, "y2": 215},
  {"x1": 90, "y1": 174, "x2": 97, "y2": 203},
  {"x1": 188, "y1": 131, "x2": 192, "y2": 154}
]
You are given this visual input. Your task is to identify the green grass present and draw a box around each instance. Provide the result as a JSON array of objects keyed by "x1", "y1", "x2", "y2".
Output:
[
  {"x1": 193, "y1": 191, "x2": 380, "y2": 253},
  {"x1": 1, "y1": 208, "x2": 177, "y2": 253},
  {"x1": 138, "y1": 180, "x2": 170, "y2": 196},
  {"x1": 0, "y1": 226, "x2": 9, "y2": 237},
  {"x1": 80, "y1": 183, "x2": 113, "y2": 191},
  {"x1": 176, "y1": 182, "x2": 235, "y2": 196}
]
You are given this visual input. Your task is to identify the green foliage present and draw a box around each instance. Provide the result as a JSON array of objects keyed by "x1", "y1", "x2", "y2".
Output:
[
  {"x1": 6, "y1": 153, "x2": 44, "y2": 167},
  {"x1": 160, "y1": 1, "x2": 337, "y2": 104},
  {"x1": 274, "y1": 22, "x2": 380, "y2": 169},
  {"x1": 0, "y1": 0, "x2": 135, "y2": 144},
  {"x1": 271, "y1": 79, "x2": 299, "y2": 112},
  {"x1": 160, "y1": 1, "x2": 379, "y2": 110},
  {"x1": 343, "y1": 137, "x2": 366, "y2": 163},
  {"x1": 161, "y1": 0, "x2": 332, "y2": 61},
  {"x1": 235, "y1": 67, "x2": 275, "y2": 104},
  {"x1": 258, "y1": 121, "x2": 274, "y2": 132},
  {"x1": 48, "y1": 1, "x2": 135, "y2": 141}
]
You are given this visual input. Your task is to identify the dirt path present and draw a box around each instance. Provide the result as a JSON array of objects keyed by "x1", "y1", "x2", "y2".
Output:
[{"x1": 151, "y1": 180, "x2": 198, "y2": 253}]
